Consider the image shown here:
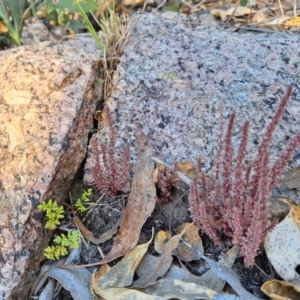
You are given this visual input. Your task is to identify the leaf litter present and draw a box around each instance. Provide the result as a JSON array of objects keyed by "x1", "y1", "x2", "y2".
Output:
[{"x1": 37, "y1": 131, "x2": 300, "y2": 299}]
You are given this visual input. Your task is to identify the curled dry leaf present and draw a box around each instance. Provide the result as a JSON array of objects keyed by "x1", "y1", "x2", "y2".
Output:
[
  {"x1": 264, "y1": 16, "x2": 290, "y2": 31},
  {"x1": 174, "y1": 223, "x2": 204, "y2": 261},
  {"x1": 196, "y1": 246, "x2": 239, "y2": 292},
  {"x1": 133, "y1": 233, "x2": 181, "y2": 287},
  {"x1": 261, "y1": 279, "x2": 300, "y2": 300},
  {"x1": 31, "y1": 249, "x2": 80, "y2": 297},
  {"x1": 251, "y1": 10, "x2": 267, "y2": 24},
  {"x1": 38, "y1": 279, "x2": 55, "y2": 300},
  {"x1": 145, "y1": 245, "x2": 238, "y2": 294},
  {"x1": 210, "y1": 7, "x2": 254, "y2": 22},
  {"x1": 154, "y1": 230, "x2": 172, "y2": 254},
  {"x1": 154, "y1": 223, "x2": 203, "y2": 262},
  {"x1": 135, "y1": 278, "x2": 218, "y2": 300},
  {"x1": 283, "y1": 17, "x2": 300, "y2": 29},
  {"x1": 265, "y1": 203, "x2": 300, "y2": 284},
  {"x1": 91, "y1": 230, "x2": 154, "y2": 297},
  {"x1": 201, "y1": 256, "x2": 259, "y2": 300},
  {"x1": 74, "y1": 208, "x2": 125, "y2": 244},
  {"x1": 43, "y1": 268, "x2": 92, "y2": 300}
]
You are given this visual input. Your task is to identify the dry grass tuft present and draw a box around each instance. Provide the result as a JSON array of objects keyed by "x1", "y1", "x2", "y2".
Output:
[{"x1": 94, "y1": 4, "x2": 139, "y2": 99}]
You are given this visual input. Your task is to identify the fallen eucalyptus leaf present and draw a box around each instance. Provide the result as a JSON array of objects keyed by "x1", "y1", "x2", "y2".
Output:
[
  {"x1": 154, "y1": 223, "x2": 203, "y2": 261},
  {"x1": 265, "y1": 204, "x2": 300, "y2": 284},
  {"x1": 251, "y1": 11, "x2": 267, "y2": 23},
  {"x1": 44, "y1": 267, "x2": 92, "y2": 300},
  {"x1": 133, "y1": 233, "x2": 181, "y2": 287},
  {"x1": 98, "y1": 133, "x2": 156, "y2": 264},
  {"x1": 202, "y1": 256, "x2": 259, "y2": 300},
  {"x1": 91, "y1": 230, "x2": 154, "y2": 297},
  {"x1": 211, "y1": 7, "x2": 254, "y2": 22},
  {"x1": 92, "y1": 286, "x2": 163, "y2": 299},
  {"x1": 74, "y1": 208, "x2": 125, "y2": 244},
  {"x1": 169, "y1": 245, "x2": 238, "y2": 293},
  {"x1": 214, "y1": 294, "x2": 241, "y2": 299},
  {"x1": 82, "y1": 134, "x2": 156, "y2": 269},
  {"x1": 261, "y1": 279, "x2": 300, "y2": 300},
  {"x1": 283, "y1": 17, "x2": 300, "y2": 28},
  {"x1": 38, "y1": 278, "x2": 55, "y2": 300},
  {"x1": 197, "y1": 246, "x2": 239, "y2": 292},
  {"x1": 264, "y1": 16, "x2": 290, "y2": 31},
  {"x1": 174, "y1": 222, "x2": 204, "y2": 261},
  {"x1": 135, "y1": 278, "x2": 218, "y2": 299},
  {"x1": 154, "y1": 230, "x2": 171, "y2": 254},
  {"x1": 31, "y1": 248, "x2": 80, "y2": 297}
]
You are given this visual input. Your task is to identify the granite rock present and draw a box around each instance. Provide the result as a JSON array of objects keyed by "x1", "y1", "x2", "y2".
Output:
[
  {"x1": 84, "y1": 12, "x2": 300, "y2": 203},
  {"x1": 0, "y1": 39, "x2": 102, "y2": 299}
]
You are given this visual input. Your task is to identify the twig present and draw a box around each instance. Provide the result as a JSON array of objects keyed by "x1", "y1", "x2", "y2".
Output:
[{"x1": 151, "y1": 157, "x2": 194, "y2": 186}]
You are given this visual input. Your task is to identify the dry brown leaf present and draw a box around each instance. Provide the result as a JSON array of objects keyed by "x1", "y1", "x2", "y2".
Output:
[
  {"x1": 265, "y1": 204, "x2": 300, "y2": 284},
  {"x1": 133, "y1": 229, "x2": 188, "y2": 288},
  {"x1": 164, "y1": 246, "x2": 239, "y2": 292},
  {"x1": 196, "y1": 246, "x2": 239, "y2": 292},
  {"x1": 279, "y1": 167, "x2": 300, "y2": 190},
  {"x1": 74, "y1": 209, "x2": 125, "y2": 244},
  {"x1": 154, "y1": 224, "x2": 203, "y2": 262},
  {"x1": 95, "y1": 133, "x2": 156, "y2": 264},
  {"x1": 154, "y1": 230, "x2": 171, "y2": 254},
  {"x1": 174, "y1": 223, "x2": 203, "y2": 261},
  {"x1": 153, "y1": 164, "x2": 167, "y2": 183},
  {"x1": 133, "y1": 236, "x2": 179, "y2": 287},
  {"x1": 43, "y1": 267, "x2": 92, "y2": 300},
  {"x1": 251, "y1": 10, "x2": 268, "y2": 23},
  {"x1": 283, "y1": 16, "x2": 300, "y2": 28},
  {"x1": 134, "y1": 278, "x2": 218, "y2": 299},
  {"x1": 265, "y1": 16, "x2": 290, "y2": 30},
  {"x1": 211, "y1": 7, "x2": 254, "y2": 22},
  {"x1": 177, "y1": 162, "x2": 197, "y2": 180},
  {"x1": 261, "y1": 279, "x2": 300, "y2": 300},
  {"x1": 91, "y1": 231, "x2": 154, "y2": 297}
]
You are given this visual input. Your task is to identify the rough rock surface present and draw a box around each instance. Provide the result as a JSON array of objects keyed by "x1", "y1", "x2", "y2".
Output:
[
  {"x1": 0, "y1": 39, "x2": 102, "y2": 299},
  {"x1": 84, "y1": 12, "x2": 300, "y2": 202}
]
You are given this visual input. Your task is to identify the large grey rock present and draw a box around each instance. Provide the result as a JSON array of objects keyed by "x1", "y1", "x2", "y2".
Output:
[
  {"x1": 84, "y1": 12, "x2": 300, "y2": 202},
  {"x1": 0, "y1": 39, "x2": 102, "y2": 299}
]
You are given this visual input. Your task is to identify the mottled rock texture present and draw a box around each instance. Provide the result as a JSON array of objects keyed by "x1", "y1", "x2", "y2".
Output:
[
  {"x1": 84, "y1": 13, "x2": 300, "y2": 204},
  {"x1": 0, "y1": 39, "x2": 102, "y2": 299}
]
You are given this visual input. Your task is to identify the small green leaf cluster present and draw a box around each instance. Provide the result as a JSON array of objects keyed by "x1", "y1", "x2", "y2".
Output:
[
  {"x1": 38, "y1": 199, "x2": 64, "y2": 230},
  {"x1": 44, "y1": 245, "x2": 68, "y2": 260},
  {"x1": 54, "y1": 231, "x2": 80, "y2": 249},
  {"x1": 74, "y1": 188, "x2": 93, "y2": 212},
  {"x1": 44, "y1": 230, "x2": 80, "y2": 260}
]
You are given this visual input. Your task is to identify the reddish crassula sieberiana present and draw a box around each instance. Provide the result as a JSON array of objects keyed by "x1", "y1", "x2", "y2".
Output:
[
  {"x1": 91, "y1": 107, "x2": 130, "y2": 197},
  {"x1": 189, "y1": 86, "x2": 300, "y2": 267}
]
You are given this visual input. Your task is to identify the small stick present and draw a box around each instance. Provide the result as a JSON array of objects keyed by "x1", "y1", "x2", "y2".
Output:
[{"x1": 151, "y1": 156, "x2": 194, "y2": 185}]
